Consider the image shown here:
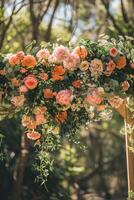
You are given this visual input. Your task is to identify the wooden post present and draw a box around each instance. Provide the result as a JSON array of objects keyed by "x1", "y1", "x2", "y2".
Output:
[{"x1": 117, "y1": 101, "x2": 134, "y2": 198}]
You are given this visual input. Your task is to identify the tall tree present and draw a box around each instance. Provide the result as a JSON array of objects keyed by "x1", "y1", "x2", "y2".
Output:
[
  {"x1": 0, "y1": 0, "x2": 26, "y2": 49},
  {"x1": 29, "y1": 0, "x2": 53, "y2": 42}
]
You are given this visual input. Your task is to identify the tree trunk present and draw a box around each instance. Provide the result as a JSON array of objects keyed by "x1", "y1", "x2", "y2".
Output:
[
  {"x1": 11, "y1": 131, "x2": 29, "y2": 200},
  {"x1": 45, "y1": 0, "x2": 59, "y2": 42},
  {"x1": 29, "y1": 0, "x2": 40, "y2": 42}
]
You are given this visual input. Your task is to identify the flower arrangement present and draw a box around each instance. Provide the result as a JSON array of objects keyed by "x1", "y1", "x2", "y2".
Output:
[{"x1": 0, "y1": 36, "x2": 134, "y2": 181}]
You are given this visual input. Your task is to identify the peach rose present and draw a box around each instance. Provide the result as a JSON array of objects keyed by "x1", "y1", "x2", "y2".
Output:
[
  {"x1": 33, "y1": 106, "x2": 47, "y2": 115},
  {"x1": 121, "y1": 81, "x2": 130, "y2": 91},
  {"x1": 27, "y1": 131, "x2": 41, "y2": 140},
  {"x1": 116, "y1": 56, "x2": 126, "y2": 69},
  {"x1": 22, "y1": 55, "x2": 36, "y2": 68},
  {"x1": 36, "y1": 49, "x2": 50, "y2": 60},
  {"x1": 9, "y1": 55, "x2": 19, "y2": 66},
  {"x1": 35, "y1": 114, "x2": 46, "y2": 125},
  {"x1": 24, "y1": 75, "x2": 38, "y2": 90},
  {"x1": 89, "y1": 59, "x2": 103, "y2": 78},
  {"x1": 56, "y1": 89, "x2": 73, "y2": 105},
  {"x1": 52, "y1": 126, "x2": 60, "y2": 135},
  {"x1": 96, "y1": 105, "x2": 106, "y2": 111},
  {"x1": 11, "y1": 95, "x2": 25, "y2": 107},
  {"x1": 53, "y1": 45, "x2": 69, "y2": 62},
  {"x1": 79, "y1": 61, "x2": 89, "y2": 71},
  {"x1": 39, "y1": 72, "x2": 48, "y2": 81},
  {"x1": 19, "y1": 85, "x2": 28, "y2": 93},
  {"x1": 0, "y1": 70, "x2": 6, "y2": 75},
  {"x1": 22, "y1": 115, "x2": 37, "y2": 129},
  {"x1": 73, "y1": 46, "x2": 88, "y2": 59},
  {"x1": 11, "y1": 78, "x2": 20, "y2": 87},
  {"x1": 63, "y1": 53, "x2": 79, "y2": 71},
  {"x1": 109, "y1": 47, "x2": 118, "y2": 57},
  {"x1": 108, "y1": 96, "x2": 123, "y2": 108},
  {"x1": 16, "y1": 51, "x2": 25, "y2": 60},
  {"x1": 43, "y1": 88, "x2": 54, "y2": 99}
]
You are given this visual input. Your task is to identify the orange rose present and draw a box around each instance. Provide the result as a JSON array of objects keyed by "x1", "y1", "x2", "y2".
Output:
[
  {"x1": 51, "y1": 65, "x2": 65, "y2": 81},
  {"x1": 43, "y1": 89, "x2": 54, "y2": 99},
  {"x1": 105, "y1": 60, "x2": 116, "y2": 76},
  {"x1": 116, "y1": 56, "x2": 126, "y2": 69},
  {"x1": 22, "y1": 55, "x2": 36, "y2": 68},
  {"x1": 27, "y1": 131, "x2": 41, "y2": 140},
  {"x1": 72, "y1": 80, "x2": 81, "y2": 88},
  {"x1": 55, "y1": 111, "x2": 67, "y2": 123}
]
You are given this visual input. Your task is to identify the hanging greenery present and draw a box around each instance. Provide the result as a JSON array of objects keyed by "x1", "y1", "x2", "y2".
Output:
[{"x1": 0, "y1": 36, "x2": 134, "y2": 182}]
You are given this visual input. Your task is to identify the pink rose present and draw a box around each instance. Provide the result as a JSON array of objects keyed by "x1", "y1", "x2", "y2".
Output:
[
  {"x1": 85, "y1": 88, "x2": 103, "y2": 105},
  {"x1": 53, "y1": 45, "x2": 69, "y2": 62},
  {"x1": 56, "y1": 89, "x2": 73, "y2": 105},
  {"x1": 36, "y1": 49, "x2": 50, "y2": 60},
  {"x1": 19, "y1": 85, "x2": 28, "y2": 93},
  {"x1": 24, "y1": 75, "x2": 38, "y2": 90},
  {"x1": 16, "y1": 51, "x2": 25, "y2": 60},
  {"x1": 85, "y1": 94, "x2": 102, "y2": 106},
  {"x1": 63, "y1": 53, "x2": 79, "y2": 71}
]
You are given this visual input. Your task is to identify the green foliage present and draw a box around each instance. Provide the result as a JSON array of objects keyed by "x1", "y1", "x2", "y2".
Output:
[
  {"x1": 33, "y1": 150, "x2": 54, "y2": 185},
  {"x1": 128, "y1": 190, "x2": 134, "y2": 200}
]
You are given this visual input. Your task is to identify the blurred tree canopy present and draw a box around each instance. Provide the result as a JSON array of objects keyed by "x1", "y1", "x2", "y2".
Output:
[
  {"x1": 0, "y1": 0, "x2": 134, "y2": 52},
  {"x1": 0, "y1": 0, "x2": 133, "y2": 200}
]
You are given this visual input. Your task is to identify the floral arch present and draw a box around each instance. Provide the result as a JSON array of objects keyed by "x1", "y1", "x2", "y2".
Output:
[{"x1": 0, "y1": 36, "x2": 134, "y2": 198}]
